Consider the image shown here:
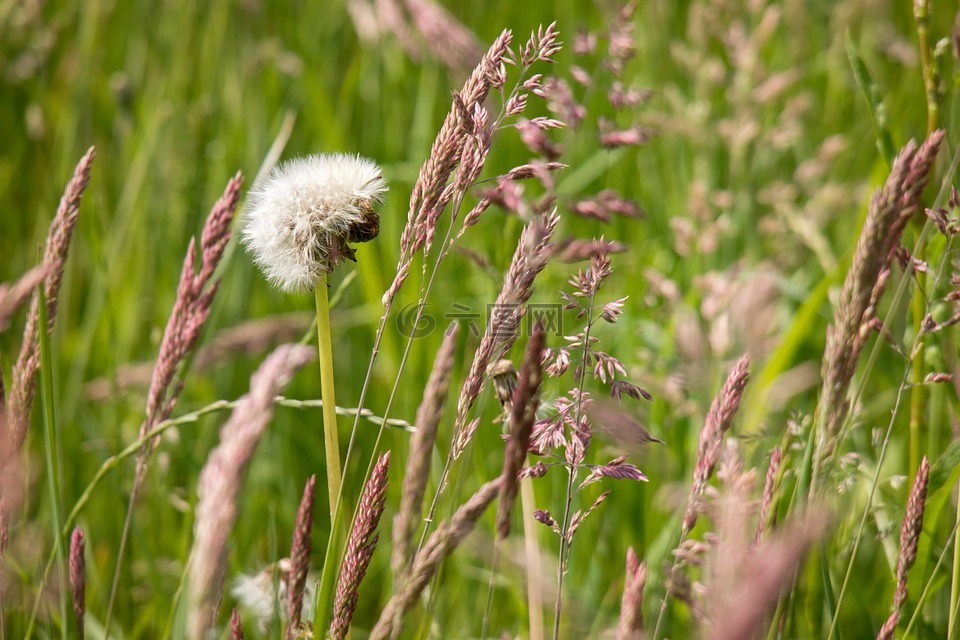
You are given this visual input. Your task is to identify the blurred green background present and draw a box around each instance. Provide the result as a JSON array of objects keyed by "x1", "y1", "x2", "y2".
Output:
[{"x1": 2, "y1": 0, "x2": 959, "y2": 637}]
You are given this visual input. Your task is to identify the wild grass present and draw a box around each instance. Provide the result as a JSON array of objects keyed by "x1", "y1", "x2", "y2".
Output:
[{"x1": 1, "y1": 1, "x2": 960, "y2": 639}]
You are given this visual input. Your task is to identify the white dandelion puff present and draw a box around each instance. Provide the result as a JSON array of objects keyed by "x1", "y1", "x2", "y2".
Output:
[
  {"x1": 242, "y1": 153, "x2": 388, "y2": 292},
  {"x1": 231, "y1": 559, "x2": 317, "y2": 633}
]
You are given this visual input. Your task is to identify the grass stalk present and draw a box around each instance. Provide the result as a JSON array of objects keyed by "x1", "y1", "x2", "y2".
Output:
[
  {"x1": 904, "y1": 518, "x2": 960, "y2": 638},
  {"x1": 826, "y1": 305, "x2": 915, "y2": 638},
  {"x1": 164, "y1": 548, "x2": 193, "y2": 637},
  {"x1": 520, "y1": 477, "x2": 544, "y2": 640},
  {"x1": 913, "y1": 0, "x2": 939, "y2": 137},
  {"x1": 313, "y1": 276, "x2": 438, "y2": 635},
  {"x1": 313, "y1": 302, "x2": 394, "y2": 635},
  {"x1": 312, "y1": 271, "x2": 349, "y2": 639},
  {"x1": 26, "y1": 394, "x2": 402, "y2": 635},
  {"x1": 553, "y1": 465, "x2": 576, "y2": 640},
  {"x1": 480, "y1": 540, "x2": 503, "y2": 639},
  {"x1": 552, "y1": 289, "x2": 596, "y2": 640},
  {"x1": 951, "y1": 479, "x2": 960, "y2": 638},
  {"x1": 910, "y1": 253, "x2": 926, "y2": 478},
  {"x1": 32, "y1": 290, "x2": 68, "y2": 640},
  {"x1": 828, "y1": 195, "x2": 958, "y2": 637},
  {"x1": 908, "y1": 0, "x2": 939, "y2": 480}
]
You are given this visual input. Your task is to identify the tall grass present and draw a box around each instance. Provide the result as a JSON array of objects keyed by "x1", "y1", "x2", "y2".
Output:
[{"x1": 1, "y1": 0, "x2": 959, "y2": 638}]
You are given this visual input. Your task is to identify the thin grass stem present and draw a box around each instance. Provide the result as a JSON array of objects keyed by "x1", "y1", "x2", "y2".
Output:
[
  {"x1": 951, "y1": 479, "x2": 960, "y2": 639},
  {"x1": 828, "y1": 190, "x2": 958, "y2": 639},
  {"x1": 913, "y1": 0, "x2": 939, "y2": 137},
  {"x1": 313, "y1": 298, "x2": 394, "y2": 635},
  {"x1": 27, "y1": 395, "x2": 400, "y2": 632},
  {"x1": 903, "y1": 519, "x2": 960, "y2": 638},
  {"x1": 910, "y1": 252, "x2": 926, "y2": 479},
  {"x1": 825, "y1": 302, "x2": 913, "y2": 639},
  {"x1": 480, "y1": 539, "x2": 503, "y2": 639},
  {"x1": 163, "y1": 548, "x2": 193, "y2": 637},
  {"x1": 520, "y1": 477, "x2": 544, "y2": 640},
  {"x1": 552, "y1": 289, "x2": 597, "y2": 640},
  {"x1": 31, "y1": 290, "x2": 68, "y2": 640},
  {"x1": 908, "y1": 0, "x2": 938, "y2": 482}
]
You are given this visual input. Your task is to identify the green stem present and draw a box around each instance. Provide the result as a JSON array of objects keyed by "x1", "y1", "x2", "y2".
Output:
[
  {"x1": 313, "y1": 272, "x2": 347, "y2": 637},
  {"x1": 910, "y1": 0, "x2": 936, "y2": 477},
  {"x1": 913, "y1": 0, "x2": 939, "y2": 136},
  {"x1": 553, "y1": 291, "x2": 597, "y2": 640},
  {"x1": 315, "y1": 272, "x2": 344, "y2": 522},
  {"x1": 951, "y1": 478, "x2": 960, "y2": 638},
  {"x1": 827, "y1": 362, "x2": 914, "y2": 638},
  {"x1": 520, "y1": 478, "x2": 544, "y2": 640},
  {"x1": 904, "y1": 518, "x2": 960, "y2": 638},
  {"x1": 909, "y1": 0, "x2": 940, "y2": 477},
  {"x1": 480, "y1": 540, "x2": 503, "y2": 639},
  {"x1": 35, "y1": 290, "x2": 69, "y2": 640},
  {"x1": 798, "y1": 411, "x2": 820, "y2": 501},
  {"x1": 910, "y1": 246, "x2": 926, "y2": 478},
  {"x1": 25, "y1": 391, "x2": 400, "y2": 637},
  {"x1": 26, "y1": 400, "x2": 231, "y2": 634}
]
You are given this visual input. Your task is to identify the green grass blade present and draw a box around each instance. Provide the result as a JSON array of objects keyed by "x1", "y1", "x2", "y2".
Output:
[{"x1": 845, "y1": 31, "x2": 896, "y2": 165}]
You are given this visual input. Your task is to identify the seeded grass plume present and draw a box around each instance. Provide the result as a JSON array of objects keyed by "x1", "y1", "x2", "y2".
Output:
[
  {"x1": 877, "y1": 457, "x2": 930, "y2": 640},
  {"x1": 330, "y1": 452, "x2": 390, "y2": 640},
  {"x1": 755, "y1": 446, "x2": 782, "y2": 544},
  {"x1": 684, "y1": 354, "x2": 751, "y2": 535},
  {"x1": 496, "y1": 324, "x2": 545, "y2": 539},
  {"x1": 107, "y1": 171, "x2": 244, "y2": 630},
  {"x1": 230, "y1": 609, "x2": 245, "y2": 640},
  {"x1": 68, "y1": 527, "x2": 85, "y2": 640},
  {"x1": 188, "y1": 344, "x2": 313, "y2": 639},
  {"x1": 7, "y1": 147, "x2": 95, "y2": 452},
  {"x1": 813, "y1": 131, "x2": 944, "y2": 480},
  {"x1": 3, "y1": 3, "x2": 960, "y2": 639},
  {"x1": 616, "y1": 547, "x2": 646, "y2": 640},
  {"x1": 391, "y1": 324, "x2": 458, "y2": 581},
  {"x1": 286, "y1": 474, "x2": 316, "y2": 639},
  {"x1": 370, "y1": 478, "x2": 504, "y2": 640}
]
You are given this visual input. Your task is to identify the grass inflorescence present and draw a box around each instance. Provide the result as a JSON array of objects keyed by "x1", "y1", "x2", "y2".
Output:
[{"x1": 2, "y1": 2, "x2": 960, "y2": 639}]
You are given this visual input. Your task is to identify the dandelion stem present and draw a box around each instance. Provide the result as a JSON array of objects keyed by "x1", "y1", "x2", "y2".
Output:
[
  {"x1": 315, "y1": 273, "x2": 344, "y2": 524},
  {"x1": 312, "y1": 272, "x2": 352, "y2": 638}
]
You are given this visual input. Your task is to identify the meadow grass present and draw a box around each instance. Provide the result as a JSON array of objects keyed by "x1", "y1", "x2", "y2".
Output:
[{"x1": 2, "y1": 0, "x2": 960, "y2": 638}]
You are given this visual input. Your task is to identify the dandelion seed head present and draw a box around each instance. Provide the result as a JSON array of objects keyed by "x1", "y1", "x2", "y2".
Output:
[
  {"x1": 231, "y1": 558, "x2": 316, "y2": 633},
  {"x1": 231, "y1": 561, "x2": 289, "y2": 633},
  {"x1": 242, "y1": 153, "x2": 388, "y2": 292}
]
